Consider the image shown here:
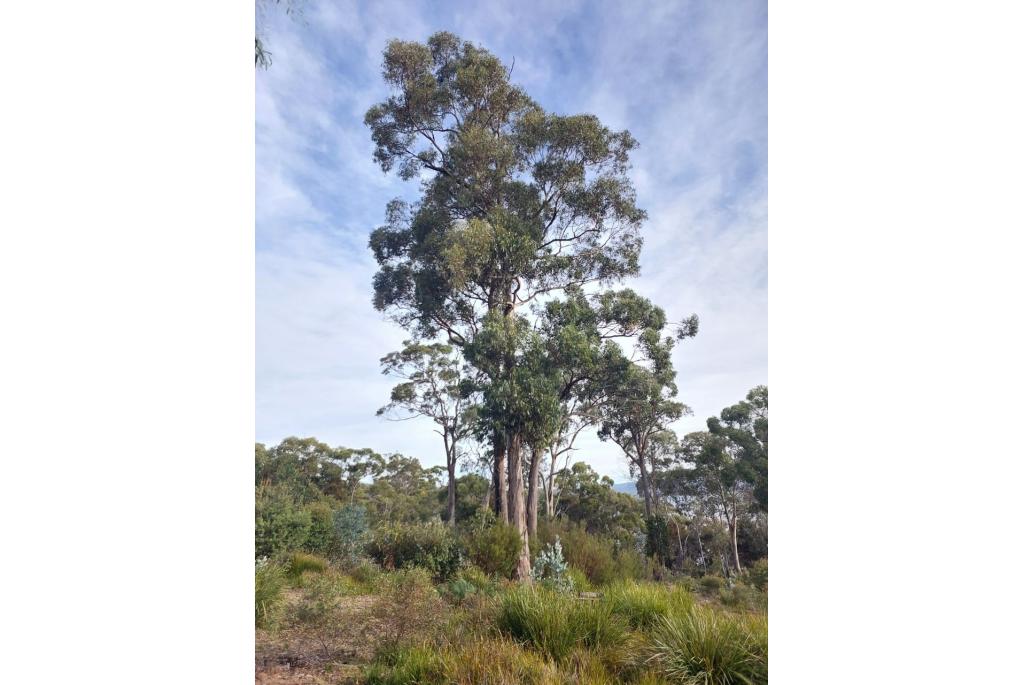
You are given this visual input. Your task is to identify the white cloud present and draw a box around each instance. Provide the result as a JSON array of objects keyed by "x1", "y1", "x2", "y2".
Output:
[{"x1": 256, "y1": 0, "x2": 767, "y2": 479}]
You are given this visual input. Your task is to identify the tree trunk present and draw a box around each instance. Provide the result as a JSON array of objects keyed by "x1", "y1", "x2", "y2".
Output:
[
  {"x1": 445, "y1": 447, "x2": 457, "y2": 527},
  {"x1": 526, "y1": 445, "x2": 540, "y2": 538},
  {"x1": 729, "y1": 516, "x2": 742, "y2": 573},
  {"x1": 507, "y1": 432, "x2": 532, "y2": 581},
  {"x1": 637, "y1": 456, "x2": 654, "y2": 518},
  {"x1": 493, "y1": 432, "x2": 508, "y2": 523}
]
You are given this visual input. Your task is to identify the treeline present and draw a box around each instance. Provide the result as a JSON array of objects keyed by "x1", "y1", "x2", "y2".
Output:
[{"x1": 256, "y1": 384, "x2": 767, "y2": 581}]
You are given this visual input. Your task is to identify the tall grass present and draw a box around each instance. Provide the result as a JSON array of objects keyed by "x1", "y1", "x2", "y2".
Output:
[
  {"x1": 255, "y1": 558, "x2": 287, "y2": 629},
  {"x1": 603, "y1": 580, "x2": 694, "y2": 630},
  {"x1": 364, "y1": 644, "x2": 445, "y2": 685},
  {"x1": 645, "y1": 605, "x2": 767, "y2": 685},
  {"x1": 496, "y1": 586, "x2": 625, "y2": 662},
  {"x1": 287, "y1": 551, "x2": 327, "y2": 580}
]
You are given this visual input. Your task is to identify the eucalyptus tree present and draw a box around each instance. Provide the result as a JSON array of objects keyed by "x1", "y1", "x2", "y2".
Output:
[
  {"x1": 377, "y1": 341, "x2": 479, "y2": 526},
  {"x1": 676, "y1": 430, "x2": 755, "y2": 574},
  {"x1": 366, "y1": 32, "x2": 650, "y2": 578},
  {"x1": 708, "y1": 385, "x2": 768, "y2": 511},
  {"x1": 596, "y1": 325, "x2": 695, "y2": 518}
]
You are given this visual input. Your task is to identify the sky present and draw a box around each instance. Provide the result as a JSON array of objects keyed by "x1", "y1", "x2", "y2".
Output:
[{"x1": 256, "y1": 0, "x2": 767, "y2": 482}]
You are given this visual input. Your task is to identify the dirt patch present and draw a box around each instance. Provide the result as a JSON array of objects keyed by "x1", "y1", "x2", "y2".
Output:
[{"x1": 256, "y1": 594, "x2": 380, "y2": 685}]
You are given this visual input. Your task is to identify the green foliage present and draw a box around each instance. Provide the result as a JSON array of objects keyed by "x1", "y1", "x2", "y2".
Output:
[
  {"x1": 645, "y1": 606, "x2": 768, "y2": 685},
  {"x1": 348, "y1": 557, "x2": 382, "y2": 588},
  {"x1": 305, "y1": 501, "x2": 335, "y2": 556},
  {"x1": 744, "y1": 558, "x2": 768, "y2": 592},
  {"x1": 255, "y1": 557, "x2": 287, "y2": 629},
  {"x1": 698, "y1": 575, "x2": 725, "y2": 592},
  {"x1": 603, "y1": 581, "x2": 694, "y2": 631},
  {"x1": 555, "y1": 462, "x2": 646, "y2": 545},
  {"x1": 364, "y1": 644, "x2": 445, "y2": 685},
  {"x1": 442, "y1": 637, "x2": 560, "y2": 684},
  {"x1": 332, "y1": 504, "x2": 369, "y2": 564},
  {"x1": 463, "y1": 512, "x2": 522, "y2": 579},
  {"x1": 371, "y1": 568, "x2": 447, "y2": 649},
  {"x1": 255, "y1": 482, "x2": 312, "y2": 558},
  {"x1": 287, "y1": 551, "x2": 327, "y2": 580},
  {"x1": 532, "y1": 537, "x2": 575, "y2": 593},
  {"x1": 367, "y1": 520, "x2": 463, "y2": 580},
  {"x1": 496, "y1": 587, "x2": 625, "y2": 663},
  {"x1": 645, "y1": 516, "x2": 671, "y2": 562},
  {"x1": 438, "y1": 577, "x2": 477, "y2": 604},
  {"x1": 538, "y1": 522, "x2": 647, "y2": 586},
  {"x1": 457, "y1": 565, "x2": 494, "y2": 593}
]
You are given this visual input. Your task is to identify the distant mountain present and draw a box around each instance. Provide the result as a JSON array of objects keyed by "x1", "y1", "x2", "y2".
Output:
[{"x1": 612, "y1": 482, "x2": 638, "y2": 497}]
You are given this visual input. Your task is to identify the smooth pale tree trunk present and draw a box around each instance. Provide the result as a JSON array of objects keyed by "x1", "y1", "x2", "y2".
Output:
[
  {"x1": 729, "y1": 516, "x2": 742, "y2": 573},
  {"x1": 526, "y1": 445, "x2": 540, "y2": 538},
  {"x1": 637, "y1": 456, "x2": 654, "y2": 518},
  {"x1": 507, "y1": 432, "x2": 532, "y2": 581},
  {"x1": 493, "y1": 433, "x2": 508, "y2": 523}
]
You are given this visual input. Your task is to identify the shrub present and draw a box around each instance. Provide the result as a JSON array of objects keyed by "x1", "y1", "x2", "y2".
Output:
[
  {"x1": 439, "y1": 578, "x2": 477, "y2": 604},
  {"x1": 332, "y1": 504, "x2": 369, "y2": 564},
  {"x1": 645, "y1": 606, "x2": 768, "y2": 685},
  {"x1": 255, "y1": 483, "x2": 312, "y2": 558},
  {"x1": 603, "y1": 581, "x2": 694, "y2": 631},
  {"x1": 287, "y1": 571, "x2": 361, "y2": 658},
  {"x1": 368, "y1": 521, "x2": 463, "y2": 580},
  {"x1": 463, "y1": 514, "x2": 522, "y2": 579},
  {"x1": 717, "y1": 581, "x2": 764, "y2": 611},
  {"x1": 532, "y1": 537, "x2": 575, "y2": 593},
  {"x1": 372, "y1": 568, "x2": 447, "y2": 648},
  {"x1": 458, "y1": 565, "x2": 495, "y2": 594},
  {"x1": 286, "y1": 551, "x2": 328, "y2": 581},
  {"x1": 744, "y1": 558, "x2": 768, "y2": 592},
  {"x1": 255, "y1": 557, "x2": 287, "y2": 629},
  {"x1": 497, "y1": 587, "x2": 625, "y2": 663},
  {"x1": 698, "y1": 574, "x2": 725, "y2": 592},
  {"x1": 305, "y1": 501, "x2": 335, "y2": 555},
  {"x1": 348, "y1": 557, "x2": 382, "y2": 589}
]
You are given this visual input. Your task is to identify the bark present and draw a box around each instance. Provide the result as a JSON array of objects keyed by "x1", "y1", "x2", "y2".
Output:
[
  {"x1": 445, "y1": 452, "x2": 457, "y2": 526},
  {"x1": 526, "y1": 445, "x2": 540, "y2": 538},
  {"x1": 637, "y1": 455, "x2": 654, "y2": 518},
  {"x1": 729, "y1": 516, "x2": 742, "y2": 573},
  {"x1": 492, "y1": 432, "x2": 509, "y2": 523},
  {"x1": 507, "y1": 432, "x2": 532, "y2": 581}
]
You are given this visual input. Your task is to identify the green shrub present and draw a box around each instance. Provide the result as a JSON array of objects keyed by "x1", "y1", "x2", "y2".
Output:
[
  {"x1": 646, "y1": 606, "x2": 768, "y2": 685},
  {"x1": 255, "y1": 557, "x2": 287, "y2": 629},
  {"x1": 497, "y1": 587, "x2": 625, "y2": 663},
  {"x1": 458, "y1": 565, "x2": 495, "y2": 594},
  {"x1": 348, "y1": 557, "x2": 382, "y2": 588},
  {"x1": 544, "y1": 524, "x2": 648, "y2": 586},
  {"x1": 464, "y1": 515, "x2": 522, "y2": 579},
  {"x1": 439, "y1": 578, "x2": 477, "y2": 604},
  {"x1": 368, "y1": 521, "x2": 463, "y2": 580},
  {"x1": 305, "y1": 501, "x2": 335, "y2": 555},
  {"x1": 717, "y1": 581, "x2": 764, "y2": 611},
  {"x1": 255, "y1": 483, "x2": 312, "y2": 558},
  {"x1": 287, "y1": 551, "x2": 327, "y2": 580},
  {"x1": 332, "y1": 504, "x2": 369, "y2": 564},
  {"x1": 744, "y1": 558, "x2": 768, "y2": 592},
  {"x1": 372, "y1": 568, "x2": 447, "y2": 648},
  {"x1": 698, "y1": 574, "x2": 725, "y2": 592},
  {"x1": 603, "y1": 581, "x2": 694, "y2": 631},
  {"x1": 532, "y1": 537, "x2": 574, "y2": 593}
]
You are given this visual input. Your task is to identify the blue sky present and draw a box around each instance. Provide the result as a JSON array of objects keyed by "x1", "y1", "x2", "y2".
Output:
[{"x1": 256, "y1": 0, "x2": 767, "y2": 481}]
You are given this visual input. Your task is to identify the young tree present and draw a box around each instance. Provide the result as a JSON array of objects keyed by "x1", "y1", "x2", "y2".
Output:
[
  {"x1": 596, "y1": 327, "x2": 691, "y2": 518},
  {"x1": 377, "y1": 341, "x2": 478, "y2": 526},
  {"x1": 367, "y1": 32, "x2": 653, "y2": 578},
  {"x1": 708, "y1": 385, "x2": 768, "y2": 512},
  {"x1": 676, "y1": 430, "x2": 755, "y2": 574}
]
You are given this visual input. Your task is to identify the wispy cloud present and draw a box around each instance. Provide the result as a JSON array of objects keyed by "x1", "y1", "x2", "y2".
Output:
[{"x1": 256, "y1": 0, "x2": 767, "y2": 480}]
